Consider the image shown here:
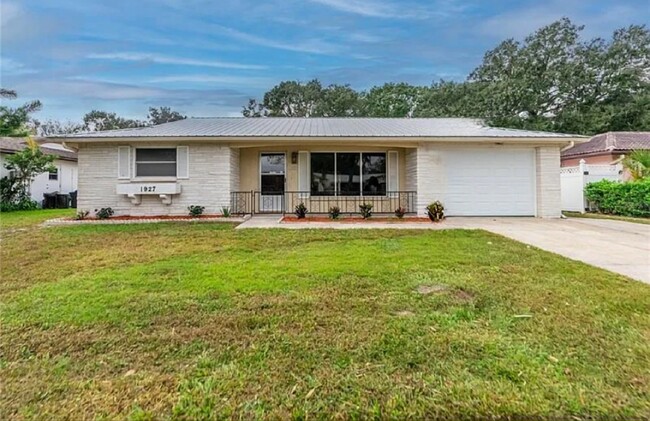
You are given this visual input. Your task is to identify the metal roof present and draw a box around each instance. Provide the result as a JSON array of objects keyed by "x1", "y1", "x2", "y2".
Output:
[
  {"x1": 53, "y1": 118, "x2": 580, "y2": 139},
  {"x1": 561, "y1": 131, "x2": 650, "y2": 158}
]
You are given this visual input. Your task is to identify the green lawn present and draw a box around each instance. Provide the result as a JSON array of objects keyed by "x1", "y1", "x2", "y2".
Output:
[
  {"x1": 563, "y1": 211, "x2": 650, "y2": 225},
  {"x1": 1, "y1": 211, "x2": 649, "y2": 420}
]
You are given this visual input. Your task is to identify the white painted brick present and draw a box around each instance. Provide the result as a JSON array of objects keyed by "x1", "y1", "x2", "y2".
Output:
[
  {"x1": 77, "y1": 143, "x2": 237, "y2": 216},
  {"x1": 535, "y1": 146, "x2": 562, "y2": 218}
]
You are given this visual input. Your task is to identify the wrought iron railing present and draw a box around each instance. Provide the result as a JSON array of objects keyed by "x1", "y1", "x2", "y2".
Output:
[{"x1": 230, "y1": 191, "x2": 417, "y2": 215}]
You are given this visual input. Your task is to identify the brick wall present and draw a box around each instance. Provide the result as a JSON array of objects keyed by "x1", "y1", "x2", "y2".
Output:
[{"x1": 77, "y1": 143, "x2": 236, "y2": 216}]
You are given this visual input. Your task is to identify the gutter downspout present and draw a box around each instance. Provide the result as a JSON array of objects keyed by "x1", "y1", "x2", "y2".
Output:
[{"x1": 560, "y1": 141, "x2": 575, "y2": 152}]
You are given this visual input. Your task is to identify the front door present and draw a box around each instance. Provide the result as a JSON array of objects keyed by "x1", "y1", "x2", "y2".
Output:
[{"x1": 259, "y1": 153, "x2": 285, "y2": 212}]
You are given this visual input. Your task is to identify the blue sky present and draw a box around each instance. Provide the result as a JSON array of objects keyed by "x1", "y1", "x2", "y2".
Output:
[{"x1": 1, "y1": 0, "x2": 648, "y2": 122}]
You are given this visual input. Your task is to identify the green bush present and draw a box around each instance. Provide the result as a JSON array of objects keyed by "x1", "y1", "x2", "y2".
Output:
[
  {"x1": 188, "y1": 205, "x2": 205, "y2": 217},
  {"x1": 329, "y1": 206, "x2": 341, "y2": 219},
  {"x1": 426, "y1": 201, "x2": 445, "y2": 222},
  {"x1": 0, "y1": 198, "x2": 38, "y2": 212},
  {"x1": 95, "y1": 207, "x2": 115, "y2": 219},
  {"x1": 75, "y1": 210, "x2": 90, "y2": 220},
  {"x1": 221, "y1": 207, "x2": 231, "y2": 217},
  {"x1": 359, "y1": 203, "x2": 373, "y2": 219},
  {"x1": 584, "y1": 179, "x2": 650, "y2": 217},
  {"x1": 295, "y1": 202, "x2": 308, "y2": 219}
]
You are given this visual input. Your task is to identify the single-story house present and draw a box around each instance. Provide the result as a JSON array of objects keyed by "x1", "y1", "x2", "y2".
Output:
[
  {"x1": 50, "y1": 118, "x2": 585, "y2": 218},
  {"x1": 561, "y1": 131, "x2": 650, "y2": 167},
  {"x1": 1, "y1": 137, "x2": 78, "y2": 204}
]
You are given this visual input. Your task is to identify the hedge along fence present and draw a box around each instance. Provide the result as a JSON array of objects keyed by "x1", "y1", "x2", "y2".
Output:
[{"x1": 584, "y1": 179, "x2": 650, "y2": 218}]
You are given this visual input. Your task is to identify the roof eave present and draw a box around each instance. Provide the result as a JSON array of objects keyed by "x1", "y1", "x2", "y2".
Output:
[{"x1": 52, "y1": 135, "x2": 584, "y2": 145}]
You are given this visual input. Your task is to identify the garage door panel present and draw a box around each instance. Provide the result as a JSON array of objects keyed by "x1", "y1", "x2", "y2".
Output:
[{"x1": 443, "y1": 148, "x2": 535, "y2": 216}]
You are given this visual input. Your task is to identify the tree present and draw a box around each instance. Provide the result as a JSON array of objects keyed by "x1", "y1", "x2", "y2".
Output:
[
  {"x1": 31, "y1": 119, "x2": 85, "y2": 136},
  {"x1": 415, "y1": 81, "x2": 484, "y2": 118},
  {"x1": 622, "y1": 150, "x2": 650, "y2": 180},
  {"x1": 1, "y1": 138, "x2": 56, "y2": 205},
  {"x1": 361, "y1": 83, "x2": 423, "y2": 117},
  {"x1": 0, "y1": 89, "x2": 42, "y2": 137},
  {"x1": 147, "y1": 106, "x2": 186, "y2": 125},
  {"x1": 242, "y1": 99, "x2": 268, "y2": 117},
  {"x1": 469, "y1": 18, "x2": 650, "y2": 134},
  {"x1": 82, "y1": 110, "x2": 146, "y2": 131},
  {"x1": 262, "y1": 79, "x2": 324, "y2": 117},
  {"x1": 317, "y1": 84, "x2": 362, "y2": 117}
]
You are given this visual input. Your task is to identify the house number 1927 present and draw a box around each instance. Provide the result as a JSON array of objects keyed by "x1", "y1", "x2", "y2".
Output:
[{"x1": 140, "y1": 186, "x2": 156, "y2": 192}]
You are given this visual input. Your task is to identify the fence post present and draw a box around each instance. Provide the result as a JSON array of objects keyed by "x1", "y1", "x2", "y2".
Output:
[{"x1": 579, "y1": 159, "x2": 587, "y2": 213}]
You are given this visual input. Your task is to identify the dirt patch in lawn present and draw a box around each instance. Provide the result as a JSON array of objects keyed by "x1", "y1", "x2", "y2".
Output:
[{"x1": 415, "y1": 284, "x2": 475, "y2": 302}]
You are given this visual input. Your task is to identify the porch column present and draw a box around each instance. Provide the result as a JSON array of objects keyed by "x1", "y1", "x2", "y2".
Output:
[
  {"x1": 414, "y1": 144, "x2": 444, "y2": 216},
  {"x1": 535, "y1": 146, "x2": 562, "y2": 218}
]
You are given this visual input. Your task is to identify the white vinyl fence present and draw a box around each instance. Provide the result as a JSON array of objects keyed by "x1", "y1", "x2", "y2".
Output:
[{"x1": 560, "y1": 159, "x2": 623, "y2": 212}]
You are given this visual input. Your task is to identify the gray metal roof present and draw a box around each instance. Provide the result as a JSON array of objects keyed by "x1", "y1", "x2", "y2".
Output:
[{"x1": 54, "y1": 117, "x2": 580, "y2": 139}]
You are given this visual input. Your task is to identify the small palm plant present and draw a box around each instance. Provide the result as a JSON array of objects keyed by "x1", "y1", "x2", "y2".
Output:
[{"x1": 622, "y1": 150, "x2": 650, "y2": 180}]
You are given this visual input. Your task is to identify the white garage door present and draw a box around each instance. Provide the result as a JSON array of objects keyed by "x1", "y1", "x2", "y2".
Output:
[{"x1": 443, "y1": 148, "x2": 536, "y2": 216}]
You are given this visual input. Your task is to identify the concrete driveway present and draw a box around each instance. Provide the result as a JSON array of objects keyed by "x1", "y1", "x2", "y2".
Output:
[{"x1": 454, "y1": 217, "x2": 650, "y2": 284}]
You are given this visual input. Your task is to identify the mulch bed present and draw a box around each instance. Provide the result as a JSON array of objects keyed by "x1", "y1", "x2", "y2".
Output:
[
  {"x1": 85, "y1": 214, "x2": 226, "y2": 221},
  {"x1": 281, "y1": 215, "x2": 434, "y2": 223},
  {"x1": 43, "y1": 214, "x2": 244, "y2": 226}
]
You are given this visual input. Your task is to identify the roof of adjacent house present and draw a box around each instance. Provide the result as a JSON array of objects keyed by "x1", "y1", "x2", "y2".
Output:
[
  {"x1": 561, "y1": 132, "x2": 650, "y2": 158},
  {"x1": 51, "y1": 117, "x2": 580, "y2": 139},
  {"x1": 0, "y1": 137, "x2": 78, "y2": 161}
]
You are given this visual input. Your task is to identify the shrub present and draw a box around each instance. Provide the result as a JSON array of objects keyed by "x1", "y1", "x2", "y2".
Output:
[
  {"x1": 295, "y1": 202, "x2": 308, "y2": 219},
  {"x1": 584, "y1": 179, "x2": 650, "y2": 217},
  {"x1": 95, "y1": 207, "x2": 114, "y2": 219},
  {"x1": 394, "y1": 206, "x2": 406, "y2": 219},
  {"x1": 221, "y1": 206, "x2": 231, "y2": 217},
  {"x1": 426, "y1": 201, "x2": 445, "y2": 222},
  {"x1": 0, "y1": 198, "x2": 38, "y2": 212},
  {"x1": 75, "y1": 210, "x2": 90, "y2": 220},
  {"x1": 329, "y1": 206, "x2": 341, "y2": 219},
  {"x1": 188, "y1": 205, "x2": 205, "y2": 217},
  {"x1": 359, "y1": 203, "x2": 373, "y2": 219}
]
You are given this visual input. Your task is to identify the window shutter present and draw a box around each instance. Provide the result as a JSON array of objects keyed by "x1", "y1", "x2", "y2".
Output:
[
  {"x1": 298, "y1": 151, "x2": 310, "y2": 197},
  {"x1": 177, "y1": 146, "x2": 189, "y2": 179},
  {"x1": 118, "y1": 146, "x2": 130, "y2": 179},
  {"x1": 387, "y1": 151, "x2": 398, "y2": 195}
]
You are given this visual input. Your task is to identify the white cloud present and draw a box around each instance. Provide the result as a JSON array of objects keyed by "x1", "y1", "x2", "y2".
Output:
[
  {"x1": 0, "y1": 57, "x2": 37, "y2": 75},
  {"x1": 478, "y1": 1, "x2": 642, "y2": 40},
  {"x1": 87, "y1": 52, "x2": 266, "y2": 70},
  {"x1": 148, "y1": 74, "x2": 275, "y2": 87},
  {"x1": 309, "y1": 0, "x2": 399, "y2": 18},
  {"x1": 213, "y1": 24, "x2": 344, "y2": 55},
  {"x1": 307, "y1": 0, "x2": 465, "y2": 19}
]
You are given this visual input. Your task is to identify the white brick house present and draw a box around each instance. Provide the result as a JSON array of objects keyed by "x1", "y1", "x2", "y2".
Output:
[{"x1": 50, "y1": 118, "x2": 585, "y2": 218}]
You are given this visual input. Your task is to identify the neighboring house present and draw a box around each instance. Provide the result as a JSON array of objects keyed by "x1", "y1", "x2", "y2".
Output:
[
  {"x1": 560, "y1": 131, "x2": 649, "y2": 212},
  {"x1": 0, "y1": 137, "x2": 78, "y2": 204},
  {"x1": 561, "y1": 131, "x2": 650, "y2": 167},
  {"x1": 50, "y1": 118, "x2": 584, "y2": 218}
]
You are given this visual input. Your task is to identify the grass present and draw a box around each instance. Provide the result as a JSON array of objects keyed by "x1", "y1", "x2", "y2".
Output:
[
  {"x1": 0, "y1": 208, "x2": 75, "y2": 229},
  {"x1": 1, "y1": 211, "x2": 649, "y2": 420},
  {"x1": 563, "y1": 211, "x2": 650, "y2": 225}
]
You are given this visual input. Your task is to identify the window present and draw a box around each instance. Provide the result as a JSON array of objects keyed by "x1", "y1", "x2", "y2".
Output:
[
  {"x1": 310, "y1": 152, "x2": 387, "y2": 196},
  {"x1": 362, "y1": 153, "x2": 386, "y2": 195},
  {"x1": 310, "y1": 153, "x2": 335, "y2": 196},
  {"x1": 49, "y1": 169, "x2": 58, "y2": 180},
  {"x1": 135, "y1": 148, "x2": 177, "y2": 177}
]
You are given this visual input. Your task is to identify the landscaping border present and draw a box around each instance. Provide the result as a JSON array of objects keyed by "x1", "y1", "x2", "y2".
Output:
[{"x1": 42, "y1": 215, "x2": 248, "y2": 227}]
